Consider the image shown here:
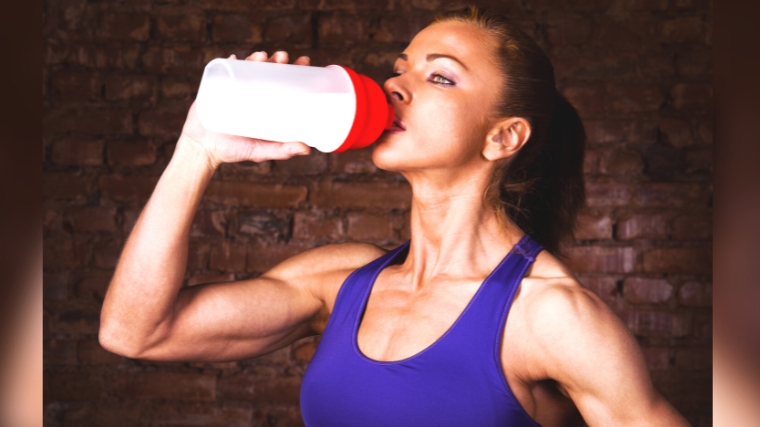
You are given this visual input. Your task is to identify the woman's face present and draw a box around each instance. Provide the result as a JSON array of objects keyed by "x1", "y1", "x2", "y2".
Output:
[{"x1": 373, "y1": 21, "x2": 504, "y2": 174}]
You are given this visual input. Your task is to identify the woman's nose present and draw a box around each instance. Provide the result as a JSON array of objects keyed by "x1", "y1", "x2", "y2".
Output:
[{"x1": 384, "y1": 76, "x2": 410, "y2": 104}]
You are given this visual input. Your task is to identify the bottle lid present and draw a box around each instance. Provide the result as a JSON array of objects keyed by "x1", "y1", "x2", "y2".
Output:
[{"x1": 328, "y1": 66, "x2": 395, "y2": 152}]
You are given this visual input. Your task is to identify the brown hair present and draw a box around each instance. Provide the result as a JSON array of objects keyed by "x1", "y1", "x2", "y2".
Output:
[{"x1": 433, "y1": 6, "x2": 586, "y2": 257}]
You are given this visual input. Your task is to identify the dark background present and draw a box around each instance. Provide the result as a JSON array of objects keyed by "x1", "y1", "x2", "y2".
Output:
[{"x1": 42, "y1": 0, "x2": 713, "y2": 426}]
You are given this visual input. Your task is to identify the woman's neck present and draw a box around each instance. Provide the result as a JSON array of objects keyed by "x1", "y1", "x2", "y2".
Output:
[{"x1": 400, "y1": 168, "x2": 524, "y2": 290}]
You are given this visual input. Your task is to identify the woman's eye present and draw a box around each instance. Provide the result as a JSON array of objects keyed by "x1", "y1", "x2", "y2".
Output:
[
  {"x1": 386, "y1": 71, "x2": 401, "y2": 79},
  {"x1": 430, "y1": 73, "x2": 454, "y2": 85}
]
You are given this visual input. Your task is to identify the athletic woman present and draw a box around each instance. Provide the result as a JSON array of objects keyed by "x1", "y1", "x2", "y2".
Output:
[{"x1": 100, "y1": 6, "x2": 690, "y2": 426}]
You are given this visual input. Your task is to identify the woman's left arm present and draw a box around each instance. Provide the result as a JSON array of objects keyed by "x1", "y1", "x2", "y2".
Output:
[{"x1": 525, "y1": 283, "x2": 691, "y2": 427}]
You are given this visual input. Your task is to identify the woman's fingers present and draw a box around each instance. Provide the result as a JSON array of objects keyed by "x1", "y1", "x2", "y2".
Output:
[
  {"x1": 248, "y1": 140, "x2": 311, "y2": 162},
  {"x1": 241, "y1": 51, "x2": 308, "y2": 65},
  {"x1": 293, "y1": 55, "x2": 311, "y2": 66}
]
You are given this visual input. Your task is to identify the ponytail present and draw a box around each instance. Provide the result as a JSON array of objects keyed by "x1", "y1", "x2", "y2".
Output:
[
  {"x1": 494, "y1": 93, "x2": 586, "y2": 257},
  {"x1": 435, "y1": 6, "x2": 586, "y2": 257}
]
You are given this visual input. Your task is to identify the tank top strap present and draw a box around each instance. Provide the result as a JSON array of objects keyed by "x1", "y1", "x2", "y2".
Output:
[
  {"x1": 426, "y1": 234, "x2": 545, "y2": 373},
  {"x1": 323, "y1": 241, "x2": 411, "y2": 336}
]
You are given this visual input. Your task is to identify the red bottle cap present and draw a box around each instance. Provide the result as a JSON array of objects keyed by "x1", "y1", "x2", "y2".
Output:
[{"x1": 330, "y1": 66, "x2": 395, "y2": 153}]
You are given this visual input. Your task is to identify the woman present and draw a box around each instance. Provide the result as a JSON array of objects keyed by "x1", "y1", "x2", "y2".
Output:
[{"x1": 100, "y1": 6, "x2": 690, "y2": 427}]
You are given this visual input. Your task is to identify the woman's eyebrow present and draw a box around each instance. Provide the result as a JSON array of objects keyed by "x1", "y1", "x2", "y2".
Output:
[{"x1": 397, "y1": 52, "x2": 469, "y2": 71}]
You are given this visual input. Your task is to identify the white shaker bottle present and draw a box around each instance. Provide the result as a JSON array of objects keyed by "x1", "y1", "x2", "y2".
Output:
[{"x1": 196, "y1": 58, "x2": 395, "y2": 153}]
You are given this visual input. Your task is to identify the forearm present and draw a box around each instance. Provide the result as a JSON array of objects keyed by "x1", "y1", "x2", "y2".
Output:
[{"x1": 100, "y1": 135, "x2": 217, "y2": 355}]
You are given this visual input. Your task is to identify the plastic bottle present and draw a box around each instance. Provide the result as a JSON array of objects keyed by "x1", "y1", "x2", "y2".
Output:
[{"x1": 195, "y1": 58, "x2": 395, "y2": 153}]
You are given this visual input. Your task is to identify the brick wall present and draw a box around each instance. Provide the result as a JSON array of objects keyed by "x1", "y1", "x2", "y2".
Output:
[{"x1": 43, "y1": 0, "x2": 712, "y2": 426}]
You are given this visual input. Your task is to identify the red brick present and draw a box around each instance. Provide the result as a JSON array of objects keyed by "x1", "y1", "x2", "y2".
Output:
[
  {"x1": 121, "y1": 207, "x2": 141, "y2": 235},
  {"x1": 310, "y1": 182, "x2": 411, "y2": 210},
  {"x1": 671, "y1": 214, "x2": 711, "y2": 240},
  {"x1": 99, "y1": 175, "x2": 159, "y2": 202},
  {"x1": 54, "y1": 402, "x2": 146, "y2": 427},
  {"x1": 93, "y1": 240, "x2": 123, "y2": 269},
  {"x1": 583, "y1": 120, "x2": 627, "y2": 144},
  {"x1": 599, "y1": 147, "x2": 644, "y2": 174},
  {"x1": 266, "y1": 13, "x2": 313, "y2": 44},
  {"x1": 44, "y1": 373, "x2": 104, "y2": 401},
  {"x1": 141, "y1": 46, "x2": 205, "y2": 74},
  {"x1": 155, "y1": 9, "x2": 206, "y2": 42},
  {"x1": 635, "y1": 183, "x2": 710, "y2": 208},
  {"x1": 585, "y1": 182, "x2": 632, "y2": 207},
  {"x1": 111, "y1": 373, "x2": 216, "y2": 401},
  {"x1": 561, "y1": 86, "x2": 606, "y2": 116},
  {"x1": 45, "y1": 339, "x2": 77, "y2": 365},
  {"x1": 676, "y1": 50, "x2": 713, "y2": 79},
  {"x1": 205, "y1": 181, "x2": 307, "y2": 208},
  {"x1": 66, "y1": 206, "x2": 118, "y2": 232},
  {"x1": 575, "y1": 213, "x2": 613, "y2": 240},
  {"x1": 696, "y1": 120, "x2": 712, "y2": 144},
  {"x1": 97, "y1": 12, "x2": 151, "y2": 41},
  {"x1": 45, "y1": 107, "x2": 133, "y2": 135},
  {"x1": 555, "y1": 53, "x2": 636, "y2": 81},
  {"x1": 642, "y1": 247, "x2": 712, "y2": 274},
  {"x1": 659, "y1": 118, "x2": 694, "y2": 148},
  {"x1": 583, "y1": 148, "x2": 599, "y2": 174},
  {"x1": 293, "y1": 211, "x2": 343, "y2": 240},
  {"x1": 674, "y1": 347, "x2": 711, "y2": 370},
  {"x1": 616, "y1": 214, "x2": 668, "y2": 240},
  {"x1": 77, "y1": 338, "x2": 123, "y2": 364},
  {"x1": 566, "y1": 246, "x2": 636, "y2": 273},
  {"x1": 44, "y1": 173, "x2": 89, "y2": 200},
  {"x1": 292, "y1": 340, "x2": 318, "y2": 362},
  {"x1": 160, "y1": 76, "x2": 199, "y2": 99},
  {"x1": 658, "y1": 16, "x2": 704, "y2": 44},
  {"x1": 209, "y1": 241, "x2": 247, "y2": 272},
  {"x1": 52, "y1": 137, "x2": 104, "y2": 166},
  {"x1": 137, "y1": 107, "x2": 187, "y2": 138},
  {"x1": 246, "y1": 241, "x2": 311, "y2": 273},
  {"x1": 104, "y1": 74, "x2": 155, "y2": 102},
  {"x1": 611, "y1": 84, "x2": 665, "y2": 113},
  {"x1": 642, "y1": 346, "x2": 671, "y2": 371},
  {"x1": 671, "y1": 83, "x2": 712, "y2": 110},
  {"x1": 329, "y1": 147, "x2": 378, "y2": 174},
  {"x1": 623, "y1": 277, "x2": 673, "y2": 303},
  {"x1": 595, "y1": 21, "x2": 646, "y2": 48},
  {"x1": 52, "y1": 308, "x2": 101, "y2": 334},
  {"x1": 148, "y1": 403, "x2": 252, "y2": 426},
  {"x1": 545, "y1": 16, "x2": 594, "y2": 46},
  {"x1": 276, "y1": 151, "x2": 328, "y2": 175},
  {"x1": 107, "y1": 140, "x2": 157, "y2": 166},
  {"x1": 640, "y1": 53, "x2": 676, "y2": 80},
  {"x1": 191, "y1": 210, "x2": 227, "y2": 238},
  {"x1": 188, "y1": 272, "x2": 235, "y2": 287},
  {"x1": 577, "y1": 274, "x2": 618, "y2": 304},
  {"x1": 74, "y1": 270, "x2": 114, "y2": 301},
  {"x1": 375, "y1": 15, "x2": 430, "y2": 43},
  {"x1": 684, "y1": 148, "x2": 712, "y2": 174},
  {"x1": 678, "y1": 281, "x2": 712, "y2": 307},
  {"x1": 625, "y1": 0, "x2": 668, "y2": 11},
  {"x1": 622, "y1": 310, "x2": 692, "y2": 337},
  {"x1": 51, "y1": 71, "x2": 101, "y2": 103},
  {"x1": 65, "y1": 41, "x2": 140, "y2": 69},
  {"x1": 188, "y1": 241, "x2": 211, "y2": 270},
  {"x1": 318, "y1": 14, "x2": 366, "y2": 45},
  {"x1": 212, "y1": 14, "x2": 263, "y2": 43},
  {"x1": 218, "y1": 374, "x2": 300, "y2": 404},
  {"x1": 44, "y1": 237, "x2": 85, "y2": 270},
  {"x1": 203, "y1": 0, "x2": 296, "y2": 12},
  {"x1": 44, "y1": 272, "x2": 69, "y2": 300},
  {"x1": 347, "y1": 213, "x2": 394, "y2": 241}
]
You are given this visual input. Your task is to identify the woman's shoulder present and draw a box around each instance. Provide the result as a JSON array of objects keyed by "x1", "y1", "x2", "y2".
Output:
[{"x1": 264, "y1": 242, "x2": 388, "y2": 283}]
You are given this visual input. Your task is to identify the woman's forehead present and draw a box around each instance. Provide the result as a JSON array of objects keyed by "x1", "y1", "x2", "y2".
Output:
[{"x1": 404, "y1": 21, "x2": 494, "y2": 60}]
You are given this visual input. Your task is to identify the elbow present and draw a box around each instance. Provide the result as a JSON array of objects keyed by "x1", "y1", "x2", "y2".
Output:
[{"x1": 98, "y1": 321, "x2": 145, "y2": 360}]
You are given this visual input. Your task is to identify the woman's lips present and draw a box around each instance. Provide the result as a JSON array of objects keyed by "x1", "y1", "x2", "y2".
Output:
[{"x1": 386, "y1": 114, "x2": 406, "y2": 133}]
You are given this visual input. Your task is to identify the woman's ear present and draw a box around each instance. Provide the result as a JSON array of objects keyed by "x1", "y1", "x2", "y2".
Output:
[{"x1": 482, "y1": 117, "x2": 532, "y2": 162}]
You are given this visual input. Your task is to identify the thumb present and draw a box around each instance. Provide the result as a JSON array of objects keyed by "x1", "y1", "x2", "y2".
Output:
[{"x1": 248, "y1": 140, "x2": 311, "y2": 162}]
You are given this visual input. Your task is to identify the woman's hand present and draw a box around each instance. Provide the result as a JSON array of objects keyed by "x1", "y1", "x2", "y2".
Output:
[{"x1": 180, "y1": 51, "x2": 313, "y2": 168}]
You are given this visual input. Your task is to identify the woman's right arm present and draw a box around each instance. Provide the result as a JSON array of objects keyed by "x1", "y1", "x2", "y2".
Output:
[{"x1": 99, "y1": 52, "x2": 384, "y2": 362}]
